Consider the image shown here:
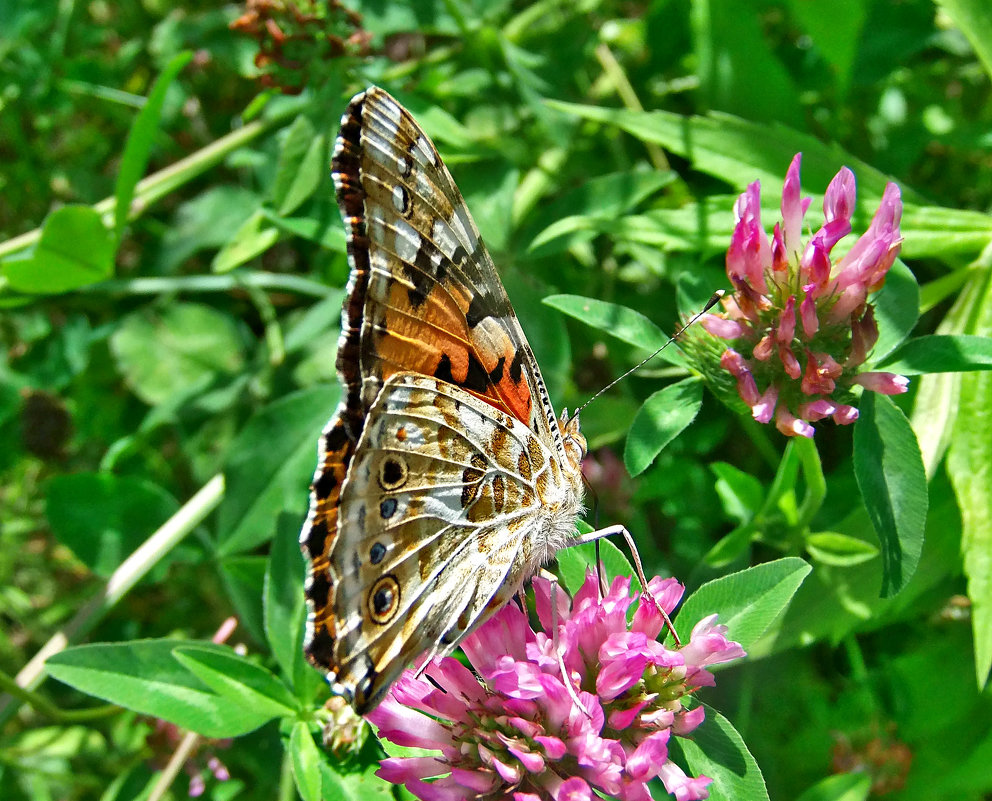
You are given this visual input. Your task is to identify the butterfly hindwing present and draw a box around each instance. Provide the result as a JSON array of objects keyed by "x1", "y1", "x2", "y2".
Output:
[{"x1": 328, "y1": 372, "x2": 557, "y2": 711}]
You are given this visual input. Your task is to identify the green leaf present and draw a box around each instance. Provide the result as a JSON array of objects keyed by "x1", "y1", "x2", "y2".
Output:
[
  {"x1": 877, "y1": 334, "x2": 992, "y2": 375},
  {"x1": 109, "y1": 302, "x2": 245, "y2": 405},
  {"x1": 711, "y1": 462, "x2": 764, "y2": 524},
  {"x1": 172, "y1": 645, "x2": 297, "y2": 717},
  {"x1": 542, "y1": 294, "x2": 668, "y2": 352},
  {"x1": 217, "y1": 386, "x2": 339, "y2": 555},
  {"x1": 805, "y1": 531, "x2": 879, "y2": 567},
  {"x1": 115, "y1": 52, "x2": 193, "y2": 243},
  {"x1": 794, "y1": 771, "x2": 872, "y2": 801},
  {"x1": 556, "y1": 536, "x2": 638, "y2": 597},
  {"x1": 45, "y1": 473, "x2": 179, "y2": 578},
  {"x1": 211, "y1": 210, "x2": 281, "y2": 273},
  {"x1": 45, "y1": 640, "x2": 278, "y2": 737},
  {"x1": 870, "y1": 260, "x2": 920, "y2": 362},
  {"x1": 290, "y1": 721, "x2": 323, "y2": 801},
  {"x1": 218, "y1": 555, "x2": 268, "y2": 647},
  {"x1": 547, "y1": 100, "x2": 921, "y2": 204},
  {"x1": 521, "y1": 169, "x2": 675, "y2": 256},
  {"x1": 674, "y1": 707, "x2": 769, "y2": 801},
  {"x1": 2, "y1": 206, "x2": 114, "y2": 294},
  {"x1": 853, "y1": 393, "x2": 928, "y2": 597},
  {"x1": 936, "y1": 0, "x2": 992, "y2": 83},
  {"x1": 946, "y1": 271, "x2": 992, "y2": 686},
  {"x1": 271, "y1": 115, "x2": 327, "y2": 216},
  {"x1": 624, "y1": 378, "x2": 703, "y2": 476},
  {"x1": 900, "y1": 204, "x2": 992, "y2": 262},
  {"x1": 694, "y1": 0, "x2": 802, "y2": 127},
  {"x1": 675, "y1": 558, "x2": 811, "y2": 650},
  {"x1": 785, "y1": 0, "x2": 866, "y2": 96}
]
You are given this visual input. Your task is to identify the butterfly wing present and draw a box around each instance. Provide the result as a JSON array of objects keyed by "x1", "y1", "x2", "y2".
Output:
[
  {"x1": 328, "y1": 373, "x2": 575, "y2": 712},
  {"x1": 300, "y1": 87, "x2": 581, "y2": 709}
]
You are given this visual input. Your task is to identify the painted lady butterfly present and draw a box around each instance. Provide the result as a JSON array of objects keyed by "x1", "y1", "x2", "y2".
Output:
[{"x1": 301, "y1": 88, "x2": 605, "y2": 713}]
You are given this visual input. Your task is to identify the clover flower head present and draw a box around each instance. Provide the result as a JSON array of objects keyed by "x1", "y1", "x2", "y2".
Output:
[
  {"x1": 698, "y1": 154, "x2": 908, "y2": 436},
  {"x1": 367, "y1": 571, "x2": 745, "y2": 801}
]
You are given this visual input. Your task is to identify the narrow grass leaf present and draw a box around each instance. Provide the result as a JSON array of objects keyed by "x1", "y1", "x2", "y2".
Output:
[
  {"x1": 946, "y1": 271, "x2": 992, "y2": 686},
  {"x1": 115, "y1": 52, "x2": 193, "y2": 242}
]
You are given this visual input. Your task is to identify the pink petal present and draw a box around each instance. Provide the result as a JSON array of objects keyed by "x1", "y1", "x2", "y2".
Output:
[
  {"x1": 776, "y1": 296, "x2": 796, "y2": 343},
  {"x1": 461, "y1": 603, "x2": 532, "y2": 675},
  {"x1": 751, "y1": 384, "x2": 778, "y2": 424},
  {"x1": 775, "y1": 405, "x2": 815, "y2": 438},
  {"x1": 626, "y1": 729, "x2": 671, "y2": 781},
  {"x1": 492, "y1": 756, "x2": 523, "y2": 784},
  {"x1": 824, "y1": 166, "x2": 856, "y2": 225},
  {"x1": 673, "y1": 704, "x2": 707, "y2": 736},
  {"x1": 701, "y1": 314, "x2": 745, "y2": 339},
  {"x1": 799, "y1": 290, "x2": 819, "y2": 338},
  {"x1": 801, "y1": 241, "x2": 832, "y2": 290},
  {"x1": 607, "y1": 700, "x2": 649, "y2": 731},
  {"x1": 853, "y1": 372, "x2": 909, "y2": 394},
  {"x1": 753, "y1": 335, "x2": 774, "y2": 362},
  {"x1": 779, "y1": 154, "x2": 804, "y2": 260},
  {"x1": 799, "y1": 399, "x2": 837, "y2": 421},
  {"x1": 376, "y1": 756, "x2": 448, "y2": 784},
  {"x1": 368, "y1": 695, "x2": 453, "y2": 749},
  {"x1": 833, "y1": 404, "x2": 860, "y2": 424},
  {"x1": 557, "y1": 776, "x2": 594, "y2": 801},
  {"x1": 507, "y1": 743, "x2": 546, "y2": 773},
  {"x1": 658, "y1": 761, "x2": 713, "y2": 801},
  {"x1": 779, "y1": 345, "x2": 802, "y2": 379},
  {"x1": 535, "y1": 734, "x2": 568, "y2": 760}
]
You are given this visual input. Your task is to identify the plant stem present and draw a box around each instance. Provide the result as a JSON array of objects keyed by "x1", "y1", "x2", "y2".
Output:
[
  {"x1": 0, "y1": 474, "x2": 226, "y2": 726},
  {"x1": 594, "y1": 43, "x2": 669, "y2": 172}
]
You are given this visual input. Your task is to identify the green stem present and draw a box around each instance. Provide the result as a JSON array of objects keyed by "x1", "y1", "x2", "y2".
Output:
[
  {"x1": 0, "y1": 670, "x2": 117, "y2": 723},
  {"x1": 77, "y1": 271, "x2": 332, "y2": 299},
  {"x1": 793, "y1": 435, "x2": 826, "y2": 532},
  {"x1": 593, "y1": 44, "x2": 669, "y2": 172},
  {"x1": 0, "y1": 474, "x2": 225, "y2": 727},
  {"x1": 0, "y1": 102, "x2": 299, "y2": 261}
]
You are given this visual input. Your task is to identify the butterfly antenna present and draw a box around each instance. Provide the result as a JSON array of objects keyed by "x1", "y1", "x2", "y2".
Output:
[{"x1": 570, "y1": 290, "x2": 725, "y2": 421}]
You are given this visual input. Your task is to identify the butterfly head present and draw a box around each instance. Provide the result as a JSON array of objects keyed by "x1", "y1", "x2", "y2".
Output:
[{"x1": 559, "y1": 409, "x2": 587, "y2": 475}]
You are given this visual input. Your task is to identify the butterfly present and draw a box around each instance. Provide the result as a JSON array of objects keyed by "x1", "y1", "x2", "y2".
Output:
[{"x1": 300, "y1": 87, "x2": 611, "y2": 714}]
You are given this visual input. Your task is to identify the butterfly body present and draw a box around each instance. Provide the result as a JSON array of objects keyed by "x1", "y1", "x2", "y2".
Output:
[{"x1": 301, "y1": 87, "x2": 586, "y2": 713}]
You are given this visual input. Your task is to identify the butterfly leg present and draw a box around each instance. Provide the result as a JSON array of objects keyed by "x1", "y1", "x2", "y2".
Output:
[
  {"x1": 570, "y1": 525, "x2": 681, "y2": 647},
  {"x1": 538, "y1": 569, "x2": 591, "y2": 717}
]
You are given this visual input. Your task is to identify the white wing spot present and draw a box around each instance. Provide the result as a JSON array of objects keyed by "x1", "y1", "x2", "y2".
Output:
[
  {"x1": 395, "y1": 219, "x2": 421, "y2": 263},
  {"x1": 432, "y1": 218, "x2": 459, "y2": 261},
  {"x1": 415, "y1": 135, "x2": 438, "y2": 166},
  {"x1": 392, "y1": 184, "x2": 407, "y2": 213},
  {"x1": 377, "y1": 97, "x2": 403, "y2": 136}
]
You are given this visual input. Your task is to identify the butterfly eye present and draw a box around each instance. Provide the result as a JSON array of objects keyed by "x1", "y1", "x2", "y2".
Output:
[{"x1": 368, "y1": 575, "x2": 401, "y2": 624}]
